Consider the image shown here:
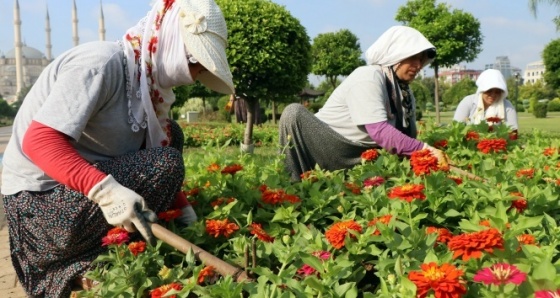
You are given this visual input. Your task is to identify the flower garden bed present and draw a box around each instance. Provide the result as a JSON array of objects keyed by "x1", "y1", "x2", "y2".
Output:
[{"x1": 77, "y1": 121, "x2": 560, "y2": 298}]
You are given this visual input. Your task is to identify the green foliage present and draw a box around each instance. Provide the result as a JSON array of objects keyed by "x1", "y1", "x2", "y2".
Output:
[
  {"x1": 441, "y1": 77, "x2": 476, "y2": 106},
  {"x1": 533, "y1": 102, "x2": 548, "y2": 118},
  {"x1": 311, "y1": 29, "x2": 365, "y2": 89},
  {"x1": 216, "y1": 0, "x2": 311, "y2": 104},
  {"x1": 0, "y1": 99, "x2": 15, "y2": 118},
  {"x1": 543, "y1": 39, "x2": 560, "y2": 88},
  {"x1": 173, "y1": 82, "x2": 218, "y2": 110},
  {"x1": 547, "y1": 98, "x2": 560, "y2": 111},
  {"x1": 519, "y1": 80, "x2": 556, "y2": 108},
  {"x1": 410, "y1": 80, "x2": 432, "y2": 110}
]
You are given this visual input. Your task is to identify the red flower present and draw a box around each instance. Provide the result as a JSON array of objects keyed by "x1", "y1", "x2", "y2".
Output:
[
  {"x1": 259, "y1": 185, "x2": 301, "y2": 205},
  {"x1": 128, "y1": 241, "x2": 146, "y2": 256},
  {"x1": 465, "y1": 131, "x2": 480, "y2": 141},
  {"x1": 509, "y1": 192, "x2": 527, "y2": 213},
  {"x1": 157, "y1": 209, "x2": 182, "y2": 222},
  {"x1": 300, "y1": 171, "x2": 319, "y2": 182},
  {"x1": 198, "y1": 266, "x2": 216, "y2": 284},
  {"x1": 408, "y1": 262, "x2": 466, "y2": 298},
  {"x1": 102, "y1": 227, "x2": 129, "y2": 246},
  {"x1": 486, "y1": 116, "x2": 503, "y2": 124},
  {"x1": 516, "y1": 168, "x2": 535, "y2": 179},
  {"x1": 367, "y1": 215, "x2": 393, "y2": 235},
  {"x1": 363, "y1": 176, "x2": 385, "y2": 189},
  {"x1": 447, "y1": 228, "x2": 504, "y2": 261},
  {"x1": 447, "y1": 175, "x2": 463, "y2": 185},
  {"x1": 210, "y1": 197, "x2": 236, "y2": 208},
  {"x1": 207, "y1": 163, "x2": 220, "y2": 172},
  {"x1": 473, "y1": 263, "x2": 526, "y2": 286},
  {"x1": 410, "y1": 149, "x2": 442, "y2": 175},
  {"x1": 345, "y1": 182, "x2": 362, "y2": 195},
  {"x1": 205, "y1": 219, "x2": 239, "y2": 238},
  {"x1": 426, "y1": 226, "x2": 453, "y2": 244},
  {"x1": 434, "y1": 139, "x2": 448, "y2": 149},
  {"x1": 534, "y1": 289, "x2": 560, "y2": 298},
  {"x1": 150, "y1": 282, "x2": 182, "y2": 298},
  {"x1": 477, "y1": 138, "x2": 508, "y2": 154},
  {"x1": 543, "y1": 147, "x2": 559, "y2": 156},
  {"x1": 387, "y1": 184, "x2": 426, "y2": 202},
  {"x1": 361, "y1": 149, "x2": 379, "y2": 161},
  {"x1": 221, "y1": 164, "x2": 243, "y2": 175},
  {"x1": 297, "y1": 251, "x2": 331, "y2": 276},
  {"x1": 325, "y1": 220, "x2": 362, "y2": 249},
  {"x1": 249, "y1": 223, "x2": 275, "y2": 243}
]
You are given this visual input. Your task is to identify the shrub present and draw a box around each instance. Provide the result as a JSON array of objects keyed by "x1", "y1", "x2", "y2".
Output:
[
  {"x1": 547, "y1": 98, "x2": 560, "y2": 112},
  {"x1": 533, "y1": 102, "x2": 548, "y2": 118}
]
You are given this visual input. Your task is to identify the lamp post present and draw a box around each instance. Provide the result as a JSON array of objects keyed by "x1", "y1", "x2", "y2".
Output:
[{"x1": 514, "y1": 72, "x2": 520, "y2": 111}]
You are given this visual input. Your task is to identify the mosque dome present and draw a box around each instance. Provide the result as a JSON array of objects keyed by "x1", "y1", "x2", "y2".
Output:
[{"x1": 5, "y1": 45, "x2": 45, "y2": 59}]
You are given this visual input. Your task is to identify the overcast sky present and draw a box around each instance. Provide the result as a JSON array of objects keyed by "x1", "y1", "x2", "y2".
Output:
[{"x1": 1, "y1": 0, "x2": 559, "y2": 79}]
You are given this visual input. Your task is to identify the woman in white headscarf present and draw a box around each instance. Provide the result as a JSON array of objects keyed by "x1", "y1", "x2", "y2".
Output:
[
  {"x1": 1, "y1": 0, "x2": 234, "y2": 296},
  {"x1": 279, "y1": 26, "x2": 448, "y2": 181},
  {"x1": 453, "y1": 69, "x2": 518, "y2": 134}
]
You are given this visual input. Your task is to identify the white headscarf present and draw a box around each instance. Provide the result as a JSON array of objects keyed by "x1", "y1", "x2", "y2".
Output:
[
  {"x1": 365, "y1": 26, "x2": 435, "y2": 130},
  {"x1": 121, "y1": 1, "x2": 194, "y2": 148},
  {"x1": 471, "y1": 69, "x2": 508, "y2": 125}
]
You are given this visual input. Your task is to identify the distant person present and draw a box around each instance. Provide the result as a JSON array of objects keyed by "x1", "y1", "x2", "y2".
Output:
[
  {"x1": 0, "y1": 0, "x2": 234, "y2": 296},
  {"x1": 279, "y1": 26, "x2": 449, "y2": 181},
  {"x1": 453, "y1": 69, "x2": 518, "y2": 136},
  {"x1": 232, "y1": 94, "x2": 264, "y2": 125}
]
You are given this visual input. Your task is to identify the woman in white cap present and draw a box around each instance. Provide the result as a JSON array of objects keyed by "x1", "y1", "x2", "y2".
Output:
[
  {"x1": 0, "y1": 0, "x2": 233, "y2": 296},
  {"x1": 453, "y1": 69, "x2": 518, "y2": 135},
  {"x1": 279, "y1": 26, "x2": 449, "y2": 181}
]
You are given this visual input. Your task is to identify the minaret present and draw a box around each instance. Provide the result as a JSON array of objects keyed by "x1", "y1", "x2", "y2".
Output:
[
  {"x1": 72, "y1": 0, "x2": 79, "y2": 46},
  {"x1": 45, "y1": 6, "x2": 53, "y2": 60},
  {"x1": 98, "y1": 0, "x2": 105, "y2": 41},
  {"x1": 13, "y1": 0, "x2": 24, "y2": 96}
]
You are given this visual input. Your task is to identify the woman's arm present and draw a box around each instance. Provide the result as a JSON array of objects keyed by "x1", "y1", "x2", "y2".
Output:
[{"x1": 364, "y1": 121, "x2": 424, "y2": 155}]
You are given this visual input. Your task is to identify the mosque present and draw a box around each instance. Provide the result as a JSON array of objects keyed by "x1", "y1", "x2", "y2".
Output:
[{"x1": 0, "y1": 0, "x2": 106, "y2": 103}]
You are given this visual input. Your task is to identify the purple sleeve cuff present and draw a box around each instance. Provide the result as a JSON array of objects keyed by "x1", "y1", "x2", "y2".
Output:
[{"x1": 364, "y1": 121, "x2": 424, "y2": 156}]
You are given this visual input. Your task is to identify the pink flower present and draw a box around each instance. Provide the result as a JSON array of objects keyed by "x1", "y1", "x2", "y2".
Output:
[
  {"x1": 473, "y1": 263, "x2": 526, "y2": 286},
  {"x1": 101, "y1": 227, "x2": 130, "y2": 246},
  {"x1": 534, "y1": 289, "x2": 560, "y2": 298},
  {"x1": 363, "y1": 176, "x2": 385, "y2": 189},
  {"x1": 297, "y1": 251, "x2": 331, "y2": 277}
]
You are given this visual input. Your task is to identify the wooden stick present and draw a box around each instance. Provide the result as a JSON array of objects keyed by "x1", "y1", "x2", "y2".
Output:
[
  {"x1": 449, "y1": 165, "x2": 488, "y2": 183},
  {"x1": 150, "y1": 223, "x2": 253, "y2": 282}
]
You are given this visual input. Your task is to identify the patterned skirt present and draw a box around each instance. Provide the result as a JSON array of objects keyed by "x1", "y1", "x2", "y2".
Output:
[
  {"x1": 279, "y1": 103, "x2": 377, "y2": 181},
  {"x1": 3, "y1": 123, "x2": 185, "y2": 297}
]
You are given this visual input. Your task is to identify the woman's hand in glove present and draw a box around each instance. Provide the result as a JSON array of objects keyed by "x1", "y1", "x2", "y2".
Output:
[
  {"x1": 88, "y1": 175, "x2": 157, "y2": 244},
  {"x1": 423, "y1": 143, "x2": 452, "y2": 169}
]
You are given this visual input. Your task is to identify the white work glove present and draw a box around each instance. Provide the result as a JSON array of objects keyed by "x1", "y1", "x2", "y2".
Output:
[
  {"x1": 176, "y1": 205, "x2": 198, "y2": 225},
  {"x1": 423, "y1": 143, "x2": 451, "y2": 169},
  {"x1": 88, "y1": 175, "x2": 157, "y2": 244}
]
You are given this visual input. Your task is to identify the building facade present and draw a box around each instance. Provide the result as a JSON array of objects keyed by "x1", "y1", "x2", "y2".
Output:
[
  {"x1": 524, "y1": 60, "x2": 545, "y2": 85},
  {"x1": 439, "y1": 65, "x2": 482, "y2": 85}
]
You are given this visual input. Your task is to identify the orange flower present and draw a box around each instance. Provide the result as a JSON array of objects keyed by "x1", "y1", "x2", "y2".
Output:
[
  {"x1": 345, "y1": 182, "x2": 362, "y2": 195},
  {"x1": 128, "y1": 241, "x2": 146, "y2": 256},
  {"x1": 361, "y1": 149, "x2": 379, "y2": 161},
  {"x1": 210, "y1": 197, "x2": 236, "y2": 208},
  {"x1": 197, "y1": 266, "x2": 216, "y2": 284},
  {"x1": 387, "y1": 184, "x2": 426, "y2": 202},
  {"x1": 184, "y1": 187, "x2": 200, "y2": 198},
  {"x1": 477, "y1": 138, "x2": 507, "y2": 154},
  {"x1": 300, "y1": 170, "x2": 319, "y2": 182},
  {"x1": 205, "y1": 218, "x2": 239, "y2": 238},
  {"x1": 150, "y1": 282, "x2": 182, "y2": 298},
  {"x1": 157, "y1": 209, "x2": 182, "y2": 222},
  {"x1": 516, "y1": 168, "x2": 535, "y2": 179},
  {"x1": 509, "y1": 192, "x2": 527, "y2": 213},
  {"x1": 516, "y1": 234, "x2": 537, "y2": 251},
  {"x1": 249, "y1": 223, "x2": 275, "y2": 243},
  {"x1": 465, "y1": 131, "x2": 480, "y2": 141},
  {"x1": 207, "y1": 163, "x2": 220, "y2": 172},
  {"x1": 368, "y1": 215, "x2": 392, "y2": 235},
  {"x1": 408, "y1": 262, "x2": 466, "y2": 298},
  {"x1": 259, "y1": 185, "x2": 301, "y2": 205},
  {"x1": 543, "y1": 147, "x2": 558, "y2": 156},
  {"x1": 434, "y1": 139, "x2": 448, "y2": 149},
  {"x1": 447, "y1": 175, "x2": 463, "y2": 185},
  {"x1": 486, "y1": 116, "x2": 503, "y2": 124},
  {"x1": 410, "y1": 149, "x2": 441, "y2": 176},
  {"x1": 426, "y1": 227, "x2": 453, "y2": 244},
  {"x1": 221, "y1": 164, "x2": 243, "y2": 175},
  {"x1": 325, "y1": 220, "x2": 362, "y2": 249},
  {"x1": 447, "y1": 228, "x2": 504, "y2": 261}
]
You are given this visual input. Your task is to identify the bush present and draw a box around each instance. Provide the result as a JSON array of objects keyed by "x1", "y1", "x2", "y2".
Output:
[
  {"x1": 547, "y1": 98, "x2": 560, "y2": 112},
  {"x1": 533, "y1": 102, "x2": 548, "y2": 118}
]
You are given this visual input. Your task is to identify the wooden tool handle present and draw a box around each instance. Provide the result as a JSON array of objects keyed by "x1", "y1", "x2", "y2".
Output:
[
  {"x1": 150, "y1": 223, "x2": 253, "y2": 282},
  {"x1": 449, "y1": 165, "x2": 487, "y2": 183}
]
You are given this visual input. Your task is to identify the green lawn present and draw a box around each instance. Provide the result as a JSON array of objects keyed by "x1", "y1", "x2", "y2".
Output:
[{"x1": 423, "y1": 111, "x2": 560, "y2": 135}]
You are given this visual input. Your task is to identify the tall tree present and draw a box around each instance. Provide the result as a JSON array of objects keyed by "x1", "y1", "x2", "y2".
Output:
[
  {"x1": 529, "y1": 0, "x2": 560, "y2": 30},
  {"x1": 441, "y1": 77, "x2": 476, "y2": 106},
  {"x1": 395, "y1": 0, "x2": 483, "y2": 123},
  {"x1": 216, "y1": 0, "x2": 311, "y2": 152},
  {"x1": 311, "y1": 29, "x2": 365, "y2": 89},
  {"x1": 542, "y1": 39, "x2": 560, "y2": 88}
]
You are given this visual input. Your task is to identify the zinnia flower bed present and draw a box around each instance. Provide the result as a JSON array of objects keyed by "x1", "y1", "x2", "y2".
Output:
[{"x1": 77, "y1": 121, "x2": 560, "y2": 297}]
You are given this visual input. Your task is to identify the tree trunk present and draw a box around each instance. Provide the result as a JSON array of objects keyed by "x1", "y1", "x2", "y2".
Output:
[
  {"x1": 202, "y1": 97, "x2": 206, "y2": 115},
  {"x1": 433, "y1": 65, "x2": 441, "y2": 124},
  {"x1": 272, "y1": 101, "x2": 278, "y2": 124},
  {"x1": 242, "y1": 98, "x2": 256, "y2": 153}
]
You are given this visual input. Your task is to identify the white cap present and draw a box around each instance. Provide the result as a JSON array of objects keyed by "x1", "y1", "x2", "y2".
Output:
[{"x1": 177, "y1": 0, "x2": 235, "y2": 94}]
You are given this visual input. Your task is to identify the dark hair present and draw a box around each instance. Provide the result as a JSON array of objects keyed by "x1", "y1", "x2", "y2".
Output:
[{"x1": 425, "y1": 48, "x2": 436, "y2": 59}]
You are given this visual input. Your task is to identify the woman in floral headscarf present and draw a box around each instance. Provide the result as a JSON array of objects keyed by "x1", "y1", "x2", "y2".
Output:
[
  {"x1": 453, "y1": 69, "x2": 518, "y2": 134},
  {"x1": 1, "y1": 0, "x2": 233, "y2": 296},
  {"x1": 279, "y1": 26, "x2": 448, "y2": 181}
]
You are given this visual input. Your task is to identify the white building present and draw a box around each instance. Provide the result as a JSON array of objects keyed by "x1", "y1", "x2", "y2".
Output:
[{"x1": 524, "y1": 60, "x2": 545, "y2": 85}]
